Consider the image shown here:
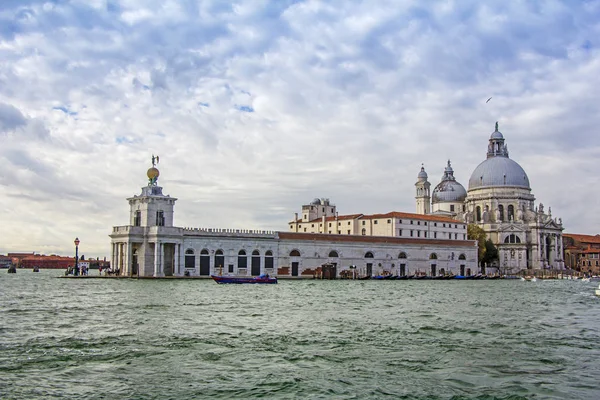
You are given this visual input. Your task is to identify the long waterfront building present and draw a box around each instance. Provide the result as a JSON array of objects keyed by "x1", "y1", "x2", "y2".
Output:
[{"x1": 110, "y1": 162, "x2": 478, "y2": 278}]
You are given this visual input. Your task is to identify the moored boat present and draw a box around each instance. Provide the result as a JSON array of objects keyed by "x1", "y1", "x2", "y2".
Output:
[{"x1": 211, "y1": 274, "x2": 277, "y2": 284}]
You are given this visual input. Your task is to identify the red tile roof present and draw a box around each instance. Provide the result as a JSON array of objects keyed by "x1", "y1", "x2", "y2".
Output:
[
  {"x1": 277, "y1": 232, "x2": 475, "y2": 247},
  {"x1": 292, "y1": 214, "x2": 363, "y2": 223},
  {"x1": 292, "y1": 212, "x2": 462, "y2": 224},
  {"x1": 563, "y1": 233, "x2": 600, "y2": 244},
  {"x1": 361, "y1": 211, "x2": 461, "y2": 224}
]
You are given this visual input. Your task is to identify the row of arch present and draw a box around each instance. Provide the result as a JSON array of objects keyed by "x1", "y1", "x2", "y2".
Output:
[
  {"x1": 290, "y1": 249, "x2": 467, "y2": 260},
  {"x1": 185, "y1": 249, "x2": 274, "y2": 256},
  {"x1": 475, "y1": 204, "x2": 516, "y2": 222}
]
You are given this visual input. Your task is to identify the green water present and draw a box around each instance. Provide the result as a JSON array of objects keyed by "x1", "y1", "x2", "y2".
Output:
[{"x1": 1, "y1": 271, "x2": 599, "y2": 399}]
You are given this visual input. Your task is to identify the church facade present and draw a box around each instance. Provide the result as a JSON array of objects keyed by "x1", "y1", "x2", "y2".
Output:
[
  {"x1": 109, "y1": 160, "x2": 478, "y2": 278},
  {"x1": 415, "y1": 123, "x2": 565, "y2": 272}
]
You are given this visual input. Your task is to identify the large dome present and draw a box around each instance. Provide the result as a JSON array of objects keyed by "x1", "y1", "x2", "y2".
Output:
[{"x1": 468, "y1": 157, "x2": 530, "y2": 190}]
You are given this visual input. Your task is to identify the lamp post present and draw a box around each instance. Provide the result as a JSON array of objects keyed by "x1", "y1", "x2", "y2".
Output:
[{"x1": 74, "y1": 237, "x2": 80, "y2": 276}]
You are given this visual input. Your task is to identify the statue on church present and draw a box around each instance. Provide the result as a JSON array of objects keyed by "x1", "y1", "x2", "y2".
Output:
[
  {"x1": 495, "y1": 208, "x2": 501, "y2": 222},
  {"x1": 517, "y1": 206, "x2": 523, "y2": 221},
  {"x1": 482, "y1": 205, "x2": 490, "y2": 223},
  {"x1": 538, "y1": 203, "x2": 544, "y2": 214},
  {"x1": 152, "y1": 154, "x2": 160, "y2": 167},
  {"x1": 548, "y1": 207, "x2": 552, "y2": 217},
  {"x1": 495, "y1": 121, "x2": 499, "y2": 131}
]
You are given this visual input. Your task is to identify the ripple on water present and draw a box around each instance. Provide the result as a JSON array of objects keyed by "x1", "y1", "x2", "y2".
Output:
[{"x1": 1, "y1": 274, "x2": 600, "y2": 399}]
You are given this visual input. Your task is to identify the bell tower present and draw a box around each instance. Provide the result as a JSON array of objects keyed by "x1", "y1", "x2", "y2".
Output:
[
  {"x1": 415, "y1": 165, "x2": 431, "y2": 215},
  {"x1": 127, "y1": 155, "x2": 177, "y2": 227}
]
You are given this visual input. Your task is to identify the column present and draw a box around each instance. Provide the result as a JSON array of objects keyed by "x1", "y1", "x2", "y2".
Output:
[
  {"x1": 123, "y1": 242, "x2": 129, "y2": 276},
  {"x1": 111, "y1": 243, "x2": 116, "y2": 272},
  {"x1": 174, "y1": 244, "x2": 180, "y2": 276},
  {"x1": 160, "y1": 242, "x2": 165, "y2": 277},
  {"x1": 118, "y1": 243, "x2": 123, "y2": 273},
  {"x1": 153, "y1": 241, "x2": 160, "y2": 277}
]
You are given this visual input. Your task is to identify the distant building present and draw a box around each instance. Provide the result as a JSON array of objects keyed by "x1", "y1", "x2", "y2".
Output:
[
  {"x1": 20, "y1": 255, "x2": 73, "y2": 269},
  {"x1": 563, "y1": 233, "x2": 600, "y2": 275},
  {"x1": 110, "y1": 158, "x2": 478, "y2": 278},
  {"x1": 0, "y1": 255, "x2": 13, "y2": 268},
  {"x1": 7, "y1": 252, "x2": 35, "y2": 267},
  {"x1": 416, "y1": 122, "x2": 565, "y2": 272}
]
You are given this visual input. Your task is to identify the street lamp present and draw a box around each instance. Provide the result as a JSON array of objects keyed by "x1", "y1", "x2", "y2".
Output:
[{"x1": 74, "y1": 237, "x2": 80, "y2": 276}]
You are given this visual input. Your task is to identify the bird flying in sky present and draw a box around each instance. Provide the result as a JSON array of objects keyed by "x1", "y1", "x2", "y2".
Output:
[{"x1": 486, "y1": 97, "x2": 492, "y2": 103}]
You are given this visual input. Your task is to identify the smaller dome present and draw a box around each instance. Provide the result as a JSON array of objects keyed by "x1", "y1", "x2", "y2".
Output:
[
  {"x1": 147, "y1": 167, "x2": 160, "y2": 180},
  {"x1": 311, "y1": 198, "x2": 321, "y2": 205},
  {"x1": 417, "y1": 166, "x2": 428, "y2": 181},
  {"x1": 432, "y1": 180, "x2": 467, "y2": 203},
  {"x1": 491, "y1": 130, "x2": 504, "y2": 140}
]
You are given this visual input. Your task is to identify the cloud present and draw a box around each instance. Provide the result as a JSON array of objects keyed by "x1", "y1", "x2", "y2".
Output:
[
  {"x1": 0, "y1": 102, "x2": 27, "y2": 131},
  {"x1": 1, "y1": 0, "x2": 600, "y2": 257}
]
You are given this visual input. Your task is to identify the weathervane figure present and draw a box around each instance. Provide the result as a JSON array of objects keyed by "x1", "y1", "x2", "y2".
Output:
[{"x1": 152, "y1": 154, "x2": 160, "y2": 167}]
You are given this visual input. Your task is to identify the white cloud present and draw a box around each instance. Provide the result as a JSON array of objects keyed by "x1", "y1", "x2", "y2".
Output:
[{"x1": 1, "y1": 0, "x2": 599, "y2": 257}]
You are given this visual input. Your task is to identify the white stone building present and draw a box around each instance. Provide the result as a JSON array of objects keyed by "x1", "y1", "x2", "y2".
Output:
[
  {"x1": 110, "y1": 160, "x2": 478, "y2": 278},
  {"x1": 416, "y1": 122, "x2": 564, "y2": 272}
]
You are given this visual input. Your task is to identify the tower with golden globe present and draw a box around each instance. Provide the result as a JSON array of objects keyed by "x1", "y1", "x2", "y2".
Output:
[{"x1": 147, "y1": 154, "x2": 160, "y2": 186}]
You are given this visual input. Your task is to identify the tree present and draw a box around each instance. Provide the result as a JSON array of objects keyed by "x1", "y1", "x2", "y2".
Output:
[
  {"x1": 482, "y1": 239, "x2": 498, "y2": 268},
  {"x1": 467, "y1": 224, "x2": 487, "y2": 266}
]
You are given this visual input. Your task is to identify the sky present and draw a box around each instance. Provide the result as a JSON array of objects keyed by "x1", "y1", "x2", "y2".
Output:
[{"x1": 1, "y1": 0, "x2": 599, "y2": 258}]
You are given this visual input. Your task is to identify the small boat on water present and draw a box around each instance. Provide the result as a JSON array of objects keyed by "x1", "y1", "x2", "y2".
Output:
[
  {"x1": 211, "y1": 274, "x2": 277, "y2": 284},
  {"x1": 7, "y1": 266, "x2": 17, "y2": 273},
  {"x1": 521, "y1": 276, "x2": 537, "y2": 282},
  {"x1": 372, "y1": 274, "x2": 395, "y2": 280},
  {"x1": 596, "y1": 284, "x2": 600, "y2": 297},
  {"x1": 33, "y1": 266, "x2": 40, "y2": 272}
]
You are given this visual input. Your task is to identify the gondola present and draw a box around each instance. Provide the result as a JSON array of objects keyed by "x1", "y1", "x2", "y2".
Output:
[{"x1": 210, "y1": 274, "x2": 277, "y2": 284}]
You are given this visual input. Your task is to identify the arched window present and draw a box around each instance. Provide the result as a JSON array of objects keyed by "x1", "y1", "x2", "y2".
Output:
[
  {"x1": 214, "y1": 249, "x2": 224, "y2": 272},
  {"x1": 504, "y1": 234, "x2": 521, "y2": 244},
  {"x1": 198, "y1": 249, "x2": 210, "y2": 275},
  {"x1": 507, "y1": 205, "x2": 515, "y2": 221},
  {"x1": 185, "y1": 249, "x2": 195, "y2": 269},
  {"x1": 476, "y1": 206, "x2": 482, "y2": 222},
  {"x1": 251, "y1": 250, "x2": 260, "y2": 276},
  {"x1": 328, "y1": 250, "x2": 339, "y2": 257},
  {"x1": 238, "y1": 250, "x2": 247, "y2": 269},
  {"x1": 265, "y1": 250, "x2": 274, "y2": 269},
  {"x1": 498, "y1": 205, "x2": 504, "y2": 221},
  {"x1": 398, "y1": 252, "x2": 407, "y2": 259},
  {"x1": 290, "y1": 250, "x2": 300, "y2": 257},
  {"x1": 364, "y1": 252, "x2": 374, "y2": 258},
  {"x1": 429, "y1": 253, "x2": 438, "y2": 260},
  {"x1": 361, "y1": 228, "x2": 366, "y2": 235},
  {"x1": 458, "y1": 254, "x2": 466, "y2": 260}
]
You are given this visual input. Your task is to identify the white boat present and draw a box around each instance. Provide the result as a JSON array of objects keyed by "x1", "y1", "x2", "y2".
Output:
[
  {"x1": 596, "y1": 284, "x2": 600, "y2": 297},
  {"x1": 521, "y1": 276, "x2": 537, "y2": 282},
  {"x1": 582, "y1": 277, "x2": 591, "y2": 283}
]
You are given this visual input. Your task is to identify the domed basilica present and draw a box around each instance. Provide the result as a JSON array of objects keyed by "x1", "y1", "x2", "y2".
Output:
[{"x1": 416, "y1": 122, "x2": 564, "y2": 272}]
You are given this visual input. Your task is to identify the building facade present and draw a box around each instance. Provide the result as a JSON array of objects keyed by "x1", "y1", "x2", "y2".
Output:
[
  {"x1": 416, "y1": 122, "x2": 565, "y2": 272},
  {"x1": 563, "y1": 233, "x2": 600, "y2": 275},
  {"x1": 110, "y1": 160, "x2": 478, "y2": 278}
]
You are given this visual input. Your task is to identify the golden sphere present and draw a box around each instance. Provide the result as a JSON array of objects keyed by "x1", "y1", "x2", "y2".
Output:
[{"x1": 147, "y1": 167, "x2": 160, "y2": 179}]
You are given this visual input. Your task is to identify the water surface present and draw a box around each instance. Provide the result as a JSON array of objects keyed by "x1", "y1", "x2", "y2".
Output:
[{"x1": 1, "y1": 271, "x2": 599, "y2": 399}]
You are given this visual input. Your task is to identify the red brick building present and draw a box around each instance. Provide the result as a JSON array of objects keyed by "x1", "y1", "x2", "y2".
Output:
[
  {"x1": 20, "y1": 255, "x2": 74, "y2": 269},
  {"x1": 563, "y1": 233, "x2": 600, "y2": 275}
]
